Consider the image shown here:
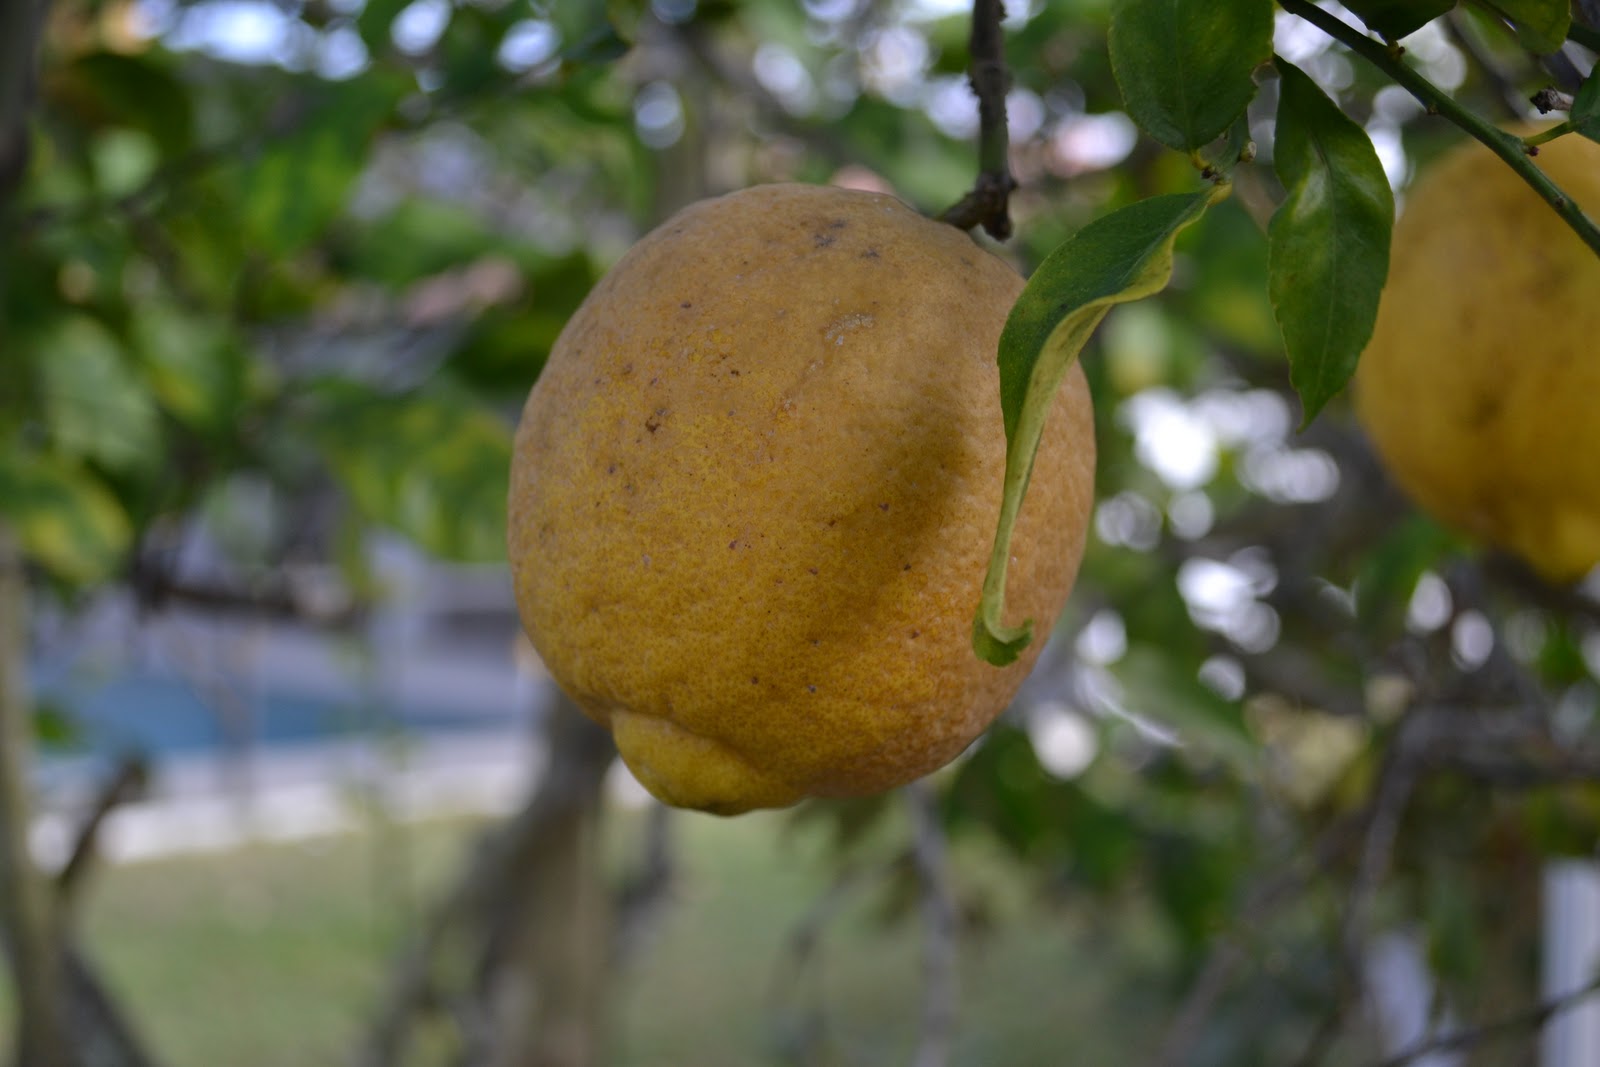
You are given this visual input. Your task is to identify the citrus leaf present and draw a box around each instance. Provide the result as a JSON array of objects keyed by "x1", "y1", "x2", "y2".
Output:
[
  {"x1": 1341, "y1": 0, "x2": 1455, "y2": 39},
  {"x1": 131, "y1": 303, "x2": 246, "y2": 432},
  {"x1": 0, "y1": 454, "x2": 132, "y2": 584},
  {"x1": 554, "y1": 0, "x2": 634, "y2": 62},
  {"x1": 307, "y1": 382, "x2": 513, "y2": 562},
  {"x1": 38, "y1": 315, "x2": 161, "y2": 471},
  {"x1": 1473, "y1": 0, "x2": 1570, "y2": 52},
  {"x1": 47, "y1": 52, "x2": 194, "y2": 157},
  {"x1": 357, "y1": 0, "x2": 412, "y2": 49},
  {"x1": 973, "y1": 186, "x2": 1228, "y2": 666},
  {"x1": 1268, "y1": 60, "x2": 1394, "y2": 425},
  {"x1": 1108, "y1": 0, "x2": 1273, "y2": 151},
  {"x1": 1573, "y1": 68, "x2": 1600, "y2": 144},
  {"x1": 235, "y1": 77, "x2": 403, "y2": 255}
]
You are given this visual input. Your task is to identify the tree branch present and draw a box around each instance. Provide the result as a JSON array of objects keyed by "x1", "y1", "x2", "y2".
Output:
[
  {"x1": 0, "y1": 0, "x2": 47, "y2": 204},
  {"x1": 1371, "y1": 968, "x2": 1600, "y2": 1067},
  {"x1": 1145, "y1": 815, "x2": 1365, "y2": 1067},
  {"x1": 1278, "y1": 0, "x2": 1600, "y2": 259},
  {"x1": 939, "y1": 0, "x2": 1017, "y2": 240},
  {"x1": 55, "y1": 756, "x2": 151, "y2": 919}
]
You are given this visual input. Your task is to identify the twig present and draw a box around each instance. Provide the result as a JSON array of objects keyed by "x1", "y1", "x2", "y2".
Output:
[
  {"x1": 1145, "y1": 815, "x2": 1364, "y2": 1067},
  {"x1": 1278, "y1": 0, "x2": 1600, "y2": 259},
  {"x1": 907, "y1": 780, "x2": 959, "y2": 1067},
  {"x1": 1370, "y1": 968, "x2": 1600, "y2": 1067},
  {"x1": 55, "y1": 756, "x2": 151, "y2": 918},
  {"x1": 1340, "y1": 716, "x2": 1422, "y2": 979},
  {"x1": 939, "y1": 0, "x2": 1017, "y2": 240},
  {"x1": 767, "y1": 852, "x2": 906, "y2": 1064},
  {"x1": 1531, "y1": 88, "x2": 1576, "y2": 113}
]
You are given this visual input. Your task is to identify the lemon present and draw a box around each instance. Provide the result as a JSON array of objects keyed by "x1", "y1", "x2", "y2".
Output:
[
  {"x1": 1354, "y1": 129, "x2": 1600, "y2": 583},
  {"x1": 508, "y1": 184, "x2": 1096, "y2": 814}
]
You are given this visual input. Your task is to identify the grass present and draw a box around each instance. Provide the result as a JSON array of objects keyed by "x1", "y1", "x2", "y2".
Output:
[{"x1": 4, "y1": 802, "x2": 1174, "y2": 1066}]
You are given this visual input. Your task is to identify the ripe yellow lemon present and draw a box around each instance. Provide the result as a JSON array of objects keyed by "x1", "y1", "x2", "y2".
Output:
[
  {"x1": 508, "y1": 184, "x2": 1096, "y2": 815},
  {"x1": 1354, "y1": 129, "x2": 1600, "y2": 582}
]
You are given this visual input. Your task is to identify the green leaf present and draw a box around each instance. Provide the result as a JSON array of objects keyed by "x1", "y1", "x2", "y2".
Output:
[
  {"x1": 49, "y1": 52, "x2": 194, "y2": 156},
  {"x1": 357, "y1": 0, "x2": 413, "y2": 49},
  {"x1": 1108, "y1": 0, "x2": 1273, "y2": 151},
  {"x1": 554, "y1": 0, "x2": 635, "y2": 63},
  {"x1": 307, "y1": 383, "x2": 514, "y2": 561},
  {"x1": 130, "y1": 303, "x2": 246, "y2": 432},
  {"x1": 1268, "y1": 60, "x2": 1394, "y2": 424},
  {"x1": 0, "y1": 454, "x2": 132, "y2": 584},
  {"x1": 1341, "y1": 0, "x2": 1455, "y2": 39},
  {"x1": 1352, "y1": 515, "x2": 1463, "y2": 628},
  {"x1": 235, "y1": 77, "x2": 402, "y2": 256},
  {"x1": 38, "y1": 315, "x2": 161, "y2": 471},
  {"x1": 973, "y1": 186, "x2": 1228, "y2": 666},
  {"x1": 1572, "y1": 68, "x2": 1600, "y2": 144},
  {"x1": 1474, "y1": 0, "x2": 1570, "y2": 52}
]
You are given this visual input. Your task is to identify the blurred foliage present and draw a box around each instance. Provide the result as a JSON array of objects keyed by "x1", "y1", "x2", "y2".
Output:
[{"x1": 4, "y1": 0, "x2": 1600, "y2": 1063}]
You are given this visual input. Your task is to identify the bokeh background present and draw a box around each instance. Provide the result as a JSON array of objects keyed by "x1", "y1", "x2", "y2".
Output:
[{"x1": 4, "y1": 1, "x2": 1600, "y2": 1065}]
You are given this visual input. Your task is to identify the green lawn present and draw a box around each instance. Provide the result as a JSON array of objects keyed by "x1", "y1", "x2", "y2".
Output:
[{"x1": 6, "y1": 803, "x2": 1172, "y2": 1066}]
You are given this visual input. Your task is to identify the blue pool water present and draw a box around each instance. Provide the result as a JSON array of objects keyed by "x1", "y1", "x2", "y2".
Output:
[{"x1": 34, "y1": 671, "x2": 524, "y2": 764}]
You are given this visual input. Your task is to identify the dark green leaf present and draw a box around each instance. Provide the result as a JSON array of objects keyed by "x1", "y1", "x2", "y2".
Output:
[
  {"x1": 1108, "y1": 0, "x2": 1273, "y2": 151},
  {"x1": 235, "y1": 78, "x2": 403, "y2": 255},
  {"x1": 38, "y1": 315, "x2": 161, "y2": 471},
  {"x1": 441, "y1": 7, "x2": 515, "y2": 96},
  {"x1": 357, "y1": 0, "x2": 413, "y2": 49},
  {"x1": 0, "y1": 454, "x2": 132, "y2": 584},
  {"x1": 555, "y1": 0, "x2": 635, "y2": 63},
  {"x1": 1342, "y1": 0, "x2": 1455, "y2": 39},
  {"x1": 48, "y1": 52, "x2": 194, "y2": 156},
  {"x1": 1352, "y1": 515, "x2": 1463, "y2": 628},
  {"x1": 1572, "y1": 68, "x2": 1600, "y2": 143},
  {"x1": 1474, "y1": 0, "x2": 1571, "y2": 52},
  {"x1": 33, "y1": 702, "x2": 83, "y2": 749},
  {"x1": 1269, "y1": 60, "x2": 1394, "y2": 424},
  {"x1": 974, "y1": 186, "x2": 1226, "y2": 666}
]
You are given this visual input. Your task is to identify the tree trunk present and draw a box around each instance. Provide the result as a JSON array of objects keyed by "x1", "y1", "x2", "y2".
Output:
[
  {"x1": 484, "y1": 700, "x2": 614, "y2": 1067},
  {"x1": 0, "y1": 528, "x2": 74, "y2": 1067}
]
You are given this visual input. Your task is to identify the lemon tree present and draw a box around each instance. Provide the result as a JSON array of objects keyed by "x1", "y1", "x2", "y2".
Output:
[{"x1": 7, "y1": 0, "x2": 1600, "y2": 1065}]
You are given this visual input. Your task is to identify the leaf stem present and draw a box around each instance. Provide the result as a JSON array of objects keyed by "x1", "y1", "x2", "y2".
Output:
[
  {"x1": 1523, "y1": 120, "x2": 1575, "y2": 145},
  {"x1": 1279, "y1": 0, "x2": 1600, "y2": 260}
]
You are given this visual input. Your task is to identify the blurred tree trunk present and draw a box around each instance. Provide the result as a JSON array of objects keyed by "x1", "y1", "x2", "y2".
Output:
[
  {"x1": 359, "y1": 691, "x2": 617, "y2": 1067},
  {"x1": 0, "y1": 528, "x2": 73, "y2": 1067},
  {"x1": 483, "y1": 702, "x2": 614, "y2": 1067}
]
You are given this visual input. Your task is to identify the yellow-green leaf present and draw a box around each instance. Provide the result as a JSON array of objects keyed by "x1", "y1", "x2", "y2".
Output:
[
  {"x1": 0, "y1": 454, "x2": 131, "y2": 584},
  {"x1": 974, "y1": 186, "x2": 1228, "y2": 666}
]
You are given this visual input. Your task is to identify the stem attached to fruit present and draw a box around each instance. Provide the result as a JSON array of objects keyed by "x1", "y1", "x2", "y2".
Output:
[
  {"x1": 1279, "y1": 0, "x2": 1600, "y2": 261},
  {"x1": 939, "y1": 0, "x2": 1018, "y2": 241}
]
